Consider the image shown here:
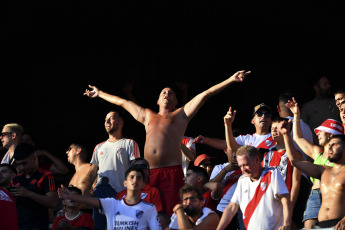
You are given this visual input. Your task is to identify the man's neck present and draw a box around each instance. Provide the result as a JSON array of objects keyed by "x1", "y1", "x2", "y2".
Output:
[
  {"x1": 275, "y1": 140, "x2": 285, "y2": 151},
  {"x1": 251, "y1": 167, "x2": 264, "y2": 182},
  {"x1": 255, "y1": 130, "x2": 270, "y2": 136},
  {"x1": 158, "y1": 107, "x2": 174, "y2": 115},
  {"x1": 188, "y1": 211, "x2": 203, "y2": 224},
  {"x1": 8, "y1": 145, "x2": 16, "y2": 158},
  {"x1": 125, "y1": 190, "x2": 141, "y2": 205},
  {"x1": 108, "y1": 133, "x2": 123, "y2": 143},
  {"x1": 74, "y1": 161, "x2": 89, "y2": 171}
]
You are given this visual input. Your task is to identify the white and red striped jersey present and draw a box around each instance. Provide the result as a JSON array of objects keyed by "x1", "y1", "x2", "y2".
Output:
[
  {"x1": 231, "y1": 168, "x2": 289, "y2": 230},
  {"x1": 235, "y1": 133, "x2": 276, "y2": 149},
  {"x1": 262, "y1": 149, "x2": 293, "y2": 191}
]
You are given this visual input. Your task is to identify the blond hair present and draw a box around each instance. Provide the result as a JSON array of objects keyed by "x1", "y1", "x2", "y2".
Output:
[{"x1": 4, "y1": 123, "x2": 24, "y2": 137}]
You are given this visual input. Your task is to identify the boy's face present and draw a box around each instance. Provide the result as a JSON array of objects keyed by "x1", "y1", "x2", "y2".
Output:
[
  {"x1": 124, "y1": 171, "x2": 144, "y2": 191},
  {"x1": 63, "y1": 191, "x2": 80, "y2": 208}
]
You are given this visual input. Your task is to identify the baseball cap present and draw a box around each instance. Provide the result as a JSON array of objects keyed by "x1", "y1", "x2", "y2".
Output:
[
  {"x1": 314, "y1": 119, "x2": 344, "y2": 135},
  {"x1": 194, "y1": 154, "x2": 215, "y2": 167},
  {"x1": 253, "y1": 103, "x2": 272, "y2": 117}
]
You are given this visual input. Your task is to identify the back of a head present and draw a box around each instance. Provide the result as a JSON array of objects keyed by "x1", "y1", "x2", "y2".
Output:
[
  {"x1": 187, "y1": 165, "x2": 209, "y2": 183},
  {"x1": 13, "y1": 142, "x2": 36, "y2": 161}
]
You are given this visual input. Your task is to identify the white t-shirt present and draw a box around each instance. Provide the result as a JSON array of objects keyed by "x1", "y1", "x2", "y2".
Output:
[
  {"x1": 169, "y1": 207, "x2": 214, "y2": 229},
  {"x1": 231, "y1": 168, "x2": 289, "y2": 230},
  {"x1": 99, "y1": 198, "x2": 161, "y2": 230},
  {"x1": 91, "y1": 138, "x2": 140, "y2": 192},
  {"x1": 235, "y1": 133, "x2": 275, "y2": 149}
]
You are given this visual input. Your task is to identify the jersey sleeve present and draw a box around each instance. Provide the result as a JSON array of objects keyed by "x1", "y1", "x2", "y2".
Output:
[
  {"x1": 147, "y1": 206, "x2": 162, "y2": 230},
  {"x1": 272, "y1": 169, "x2": 289, "y2": 199},
  {"x1": 128, "y1": 139, "x2": 140, "y2": 160},
  {"x1": 41, "y1": 172, "x2": 56, "y2": 193},
  {"x1": 99, "y1": 198, "x2": 118, "y2": 215},
  {"x1": 90, "y1": 145, "x2": 99, "y2": 166},
  {"x1": 235, "y1": 134, "x2": 250, "y2": 146}
]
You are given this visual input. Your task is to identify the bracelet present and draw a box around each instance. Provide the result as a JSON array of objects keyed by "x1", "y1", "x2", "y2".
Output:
[
  {"x1": 293, "y1": 120, "x2": 300, "y2": 122},
  {"x1": 174, "y1": 206, "x2": 183, "y2": 214}
]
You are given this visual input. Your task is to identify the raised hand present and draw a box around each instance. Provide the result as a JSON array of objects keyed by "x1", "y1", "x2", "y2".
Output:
[
  {"x1": 278, "y1": 120, "x2": 291, "y2": 136},
  {"x1": 229, "y1": 70, "x2": 251, "y2": 83},
  {"x1": 192, "y1": 135, "x2": 206, "y2": 144},
  {"x1": 224, "y1": 107, "x2": 236, "y2": 126},
  {"x1": 84, "y1": 85, "x2": 99, "y2": 98},
  {"x1": 285, "y1": 97, "x2": 300, "y2": 115},
  {"x1": 57, "y1": 185, "x2": 71, "y2": 200}
]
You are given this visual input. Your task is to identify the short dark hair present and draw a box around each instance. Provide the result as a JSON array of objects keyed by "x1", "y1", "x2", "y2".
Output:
[
  {"x1": 187, "y1": 165, "x2": 209, "y2": 183},
  {"x1": 330, "y1": 135, "x2": 345, "y2": 145},
  {"x1": 0, "y1": 163, "x2": 17, "y2": 175},
  {"x1": 125, "y1": 165, "x2": 145, "y2": 180},
  {"x1": 71, "y1": 143, "x2": 89, "y2": 162},
  {"x1": 13, "y1": 143, "x2": 36, "y2": 161},
  {"x1": 334, "y1": 90, "x2": 345, "y2": 96},
  {"x1": 130, "y1": 157, "x2": 150, "y2": 167},
  {"x1": 272, "y1": 117, "x2": 289, "y2": 124},
  {"x1": 278, "y1": 92, "x2": 294, "y2": 104},
  {"x1": 179, "y1": 184, "x2": 204, "y2": 202}
]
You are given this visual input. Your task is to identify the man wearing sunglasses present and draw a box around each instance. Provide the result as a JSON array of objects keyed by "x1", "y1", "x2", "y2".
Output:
[{"x1": 1, "y1": 123, "x2": 23, "y2": 165}]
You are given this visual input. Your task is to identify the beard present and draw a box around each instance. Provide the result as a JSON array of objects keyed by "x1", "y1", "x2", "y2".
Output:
[
  {"x1": 184, "y1": 206, "x2": 200, "y2": 217},
  {"x1": 328, "y1": 152, "x2": 342, "y2": 163}
]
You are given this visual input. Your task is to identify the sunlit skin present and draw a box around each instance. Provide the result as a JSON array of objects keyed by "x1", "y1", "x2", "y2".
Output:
[
  {"x1": 236, "y1": 155, "x2": 262, "y2": 181},
  {"x1": 67, "y1": 145, "x2": 93, "y2": 195},
  {"x1": 251, "y1": 109, "x2": 272, "y2": 135},
  {"x1": 318, "y1": 138, "x2": 345, "y2": 223},
  {"x1": 84, "y1": 71, "x2": 250, "y2": 168},
  {"x1": 104, "y1": 112, "x2": 123, "y2": 135},
  {"x1": 335, "y1": 93, "x2": 345, "y2": 109},
  {"x1": 1, "y1": 127, "x2": 14, "y2": 149}
]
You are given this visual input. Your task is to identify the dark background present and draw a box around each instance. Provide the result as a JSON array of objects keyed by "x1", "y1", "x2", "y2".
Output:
[{"x1": 1, "y1": 1, "x2": 345, "y2": 164}]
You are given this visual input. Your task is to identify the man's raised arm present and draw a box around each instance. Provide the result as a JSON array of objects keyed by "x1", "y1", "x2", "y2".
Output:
[
  {"x1": 280, "y1": 120, "x2": 325, "y2": 179},
  {"x1": 84, "y1": 85, "x2": 147, "y2": 124},
  {"x1": 183, "y1": 70, "x2": 251, "y2": 119}
]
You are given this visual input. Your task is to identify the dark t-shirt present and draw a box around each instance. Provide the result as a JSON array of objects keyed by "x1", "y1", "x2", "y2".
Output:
[{"x1": 12, "y1": 168, "x2": 56, "y2": 230}]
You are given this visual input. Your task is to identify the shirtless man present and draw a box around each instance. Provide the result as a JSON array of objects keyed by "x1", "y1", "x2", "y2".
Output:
[
  {"x1": 280, "y1": 119, "x2": 345, "y2": 229},
  {"x1": 84, "y1": 70, "x2": 251, "y2": 215},
  {"x1": 66, "y1": 143, "x2": 93, "y2": 195}
]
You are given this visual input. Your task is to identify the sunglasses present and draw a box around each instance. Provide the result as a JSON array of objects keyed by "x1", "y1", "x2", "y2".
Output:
[
  {"x1": 0, "y1": 132, "x2": 13, "y2": 137},
  {"x1": 256, "y1": 111, "x2": 272, "y2": 118}
]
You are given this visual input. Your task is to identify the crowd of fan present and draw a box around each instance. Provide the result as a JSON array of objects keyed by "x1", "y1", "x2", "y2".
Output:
[{"x1": 1, "y1": 72, "x2": 345, "y2": 230}]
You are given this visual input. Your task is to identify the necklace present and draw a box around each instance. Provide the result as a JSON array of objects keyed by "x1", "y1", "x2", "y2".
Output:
[
  {"x1": 65, "y1": 211, "x2": 81, "y2": 221},
  {"x1": 331, "y1": 166, "x2": 345, "y2": 182}
]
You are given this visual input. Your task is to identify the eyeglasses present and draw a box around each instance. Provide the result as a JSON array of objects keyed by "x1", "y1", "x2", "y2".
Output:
[
  {"x1": 0, "y1": 132, "x2": 13, "y2": 137},
  {"x1": 134, "y1": 164, "x2": 149, "y2": 169},
  {"x1": 256, "y1": 111, "x2": 272, "y2": 118}
]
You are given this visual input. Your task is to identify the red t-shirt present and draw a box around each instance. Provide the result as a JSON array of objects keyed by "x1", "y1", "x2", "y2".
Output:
[
  {"x1": 52, "y1": 212, "x2": 93, "y2": 230},
  {"x1": 0, "y1": 187, "x2": 18, "y2": 230}
]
